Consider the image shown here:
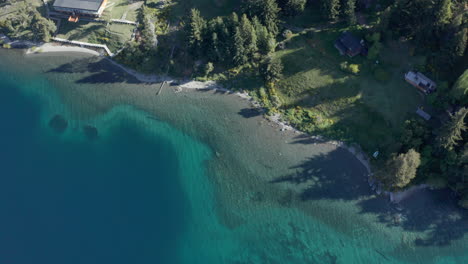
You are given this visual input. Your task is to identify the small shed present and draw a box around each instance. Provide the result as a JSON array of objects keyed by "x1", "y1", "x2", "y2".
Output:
[
  {"x1": 334, "y1": 32, "x2": 366, "y2": 57},
  {"x1": 416, "y1": 108, "x2": 431, "y2": 121},
  {"x1": 405, "y1": 71, "x2": 436, "y2": 94}
]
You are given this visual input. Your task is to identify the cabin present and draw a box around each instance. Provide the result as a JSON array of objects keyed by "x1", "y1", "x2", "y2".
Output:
[
  {"x1": 53, "y1": 0, "x2": 108, "y2": 21},
  {"x1": 405, "y1": 71, "x2": 436, "y2": 94},
  {"x1": 334, "y1": 32, "x2": 367, "y2": 57}
]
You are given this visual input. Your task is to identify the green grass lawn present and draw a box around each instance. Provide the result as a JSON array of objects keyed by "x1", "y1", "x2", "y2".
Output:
[
  {"x1": 57, "y1": 20, "x2": 135, "y2": 52},
  {"x1": 101, "y1": 0, "x2": 142, "y2": 21},
  {"x1": 273, "y1": 28, "x2": 425, "y2": 154},
  {"x1": 57, "y1": 21, "x2": 104, "y2": 42}
]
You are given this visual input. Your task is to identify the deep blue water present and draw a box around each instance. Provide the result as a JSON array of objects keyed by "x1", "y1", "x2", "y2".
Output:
[{"x1": 0, "y1": 74, "x2": 189, "y2": 263}]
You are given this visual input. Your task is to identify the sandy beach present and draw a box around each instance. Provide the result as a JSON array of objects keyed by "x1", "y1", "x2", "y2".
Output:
[{"x1": 26, "y1": 43, "x2": 101, "y2": 56}]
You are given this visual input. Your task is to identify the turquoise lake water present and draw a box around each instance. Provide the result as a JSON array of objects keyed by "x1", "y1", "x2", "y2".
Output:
[{"x1": 0, "y1": 50, "x2": 467, "y2": 263}]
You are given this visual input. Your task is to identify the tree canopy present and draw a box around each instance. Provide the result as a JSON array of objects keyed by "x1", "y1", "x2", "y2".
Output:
[{"x1": 378, "y1": 149, "x2": 421, "y2": 190}]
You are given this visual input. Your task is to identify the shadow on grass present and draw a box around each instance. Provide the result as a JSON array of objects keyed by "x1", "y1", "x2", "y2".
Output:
[{"x1": 47, "y1": 57, "x2": 141, "y2": 84}]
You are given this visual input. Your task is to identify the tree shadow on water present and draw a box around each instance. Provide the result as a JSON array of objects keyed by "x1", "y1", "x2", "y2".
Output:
[
  {"x1": 359, "y1": 188, "x2": 468, "y2": 247},
  {"x1": 272, "y1": 135, "x2": 468, "y2": 247},
  {"x1": 271, "y1": 148, "x2": 370, "y2": 201},
  {"x1": 238, "y1": 108, "x2": 262, "y2": 118},
  {"x1": 47, "y1": 57, "x2": 141, "y2": 84}
]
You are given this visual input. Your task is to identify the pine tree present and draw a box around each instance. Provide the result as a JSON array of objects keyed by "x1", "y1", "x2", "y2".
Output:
[
  {"x1": 452, "y1": 27, "x2": 467, "y2": 57},
  {"x1": 451, "y1": 69, "x2": 468, "y2": 104},
  {"x1": 343, "y1": 0, "x2": 357, "y2": 25},
  {"x1": 208, "y1": 32, "x2": 220, "y2": 62},
  {"x1": 260, "y1": 56, "x2": 283, "y2": 83},
  {"x1": 228, "y1": 12, "x2": 239, "y2": 31},
  {"x1": 240, "y1": 14, "x2": 258, "y2": 60},
  {"x1": 233, "y1": 27, "x2": 247, "y2": 66},
  {"x1": 437, "y1": 107, "x2": 468, "y2": 151},
  {"x1": 321, "y1": 0, "x2": 341, "y2": 21},
  {"x1": 435, "y1": 0, "x2": 452, "y2": 28},
  {"x1": 278, "y1": 0, "x2": 307, "y2": 16},
  {"x1": 242, "y1": 0, "x2": 280, "y2": 35},
  {"x1": 213, "y1": 16, "x2": 231, "y2": 61},
  {"x1": 253, "y1": 16, "x2": 276, "y2": 55},
  {"x1": 376, "y1": 6, "x2": 392, "y2": 33},
  {"x1": 186, "y1": 9, "x2": 206, "y2": 56},
  {"x1": 378, "y1": 149, "x2": 421, "y2": 190}
]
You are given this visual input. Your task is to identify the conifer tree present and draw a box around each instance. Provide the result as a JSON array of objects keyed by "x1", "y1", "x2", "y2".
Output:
[
  {"x1": 322, "y1": 0, "x2": 341, "y2": 21},
  {"x1": 378, "y1": 149, "x2": 421, "y2": 190},
  {"x1": 186, "y1": 9, "x2": 206, "y2": 56},
  {"x1": 214, "y1": 16, "x2": 231, "y2": 61},
  {"x1": 260, "y1": 56, "x2": 283, "y2": 83},
  {"x1": 243, "y1": 0, "x2": 280, "y2": 35},
  {"x1": 437, "y1": 107, "x2": 468, "y2": 151},
  {"x1": 240, "y1": 14, "x2": 258, "y2": 59},
  {"x1": 233, "y1": 27, "x2": 247, "y2": 66},
  {"x1": 343, "y1": 0, "x2": 357, "y2": 25},
  {"x1": 451, "y1": 69, "x2": 468, "y2": 104},
  {"x1": 253, "y1": 16, "x2": 276, "y2": 55},
  {"x1": 278, "y1": 0, "x2": 307, "y2": 16},
  {"x1": 435, "y1": 0, "x2": 452, "y2": 28}
]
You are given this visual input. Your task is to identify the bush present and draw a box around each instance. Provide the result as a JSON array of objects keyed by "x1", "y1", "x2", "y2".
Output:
[
  {"x1": 282, "y1": 29, "x2": 293, "y2": 39},
  {"x1": 2, "y1": 43, "x2": 11, "y2": 49},
  {"x1": 203, "y1": 62, "x2": 214, "y2": 76},
  {"x1": 340, "y1": 61, "x2": 360, "y2": 75}
]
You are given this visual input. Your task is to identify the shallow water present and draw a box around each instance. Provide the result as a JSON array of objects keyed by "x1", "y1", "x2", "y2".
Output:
[{"x1": 0, "y1": 50, "x2": 466, "y2": 263}]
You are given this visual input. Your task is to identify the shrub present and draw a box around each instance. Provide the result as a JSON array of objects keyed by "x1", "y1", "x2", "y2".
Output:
[
  {"x1": 340, "y1": 61, "x2": 360, "y2": 75},
  {"x1": 282, "y1": 29, "x2": 293, "y2": 39},
  {"x1": 203, "y1": 62, "x2": 214, "y2": 76},
  {"x1": 2, "y1": 43, "x2": 11, "y2": 49}
]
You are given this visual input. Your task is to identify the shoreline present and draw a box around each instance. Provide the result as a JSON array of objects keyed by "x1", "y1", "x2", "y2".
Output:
[
  {"x1": 21, "y1": 43, "x2": 380, "y2": 196},
  {"x1": 24, "y1": 43, "x2": 375, "y2": 173}
]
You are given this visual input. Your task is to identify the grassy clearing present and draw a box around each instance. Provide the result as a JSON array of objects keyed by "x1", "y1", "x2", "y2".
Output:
[
  {"x1": 273, "y1": 27, "x2": 425, "y2": 154},
  {"x1": 101, "y1": 0, "x2": 142, "y2": 21},
  {"x1": 56, "y1": 21, "x2": 135, "y2": 52}
]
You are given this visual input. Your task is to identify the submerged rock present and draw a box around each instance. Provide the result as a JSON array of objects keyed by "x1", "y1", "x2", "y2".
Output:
[
  {"x1": 83, "y1": 125, "x2": 98, "y2": 140},
  {"x1": 49, "y1": 114, "x2": 68, "y2": 133}
]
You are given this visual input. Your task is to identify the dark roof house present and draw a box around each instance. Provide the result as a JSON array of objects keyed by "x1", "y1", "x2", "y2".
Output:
[
  {"x1": 53, "y1": 0, "x2": 108, "y2": 19},
  {"x1": 334, "y1": 32, "x2": 366, "y2": 57}
]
